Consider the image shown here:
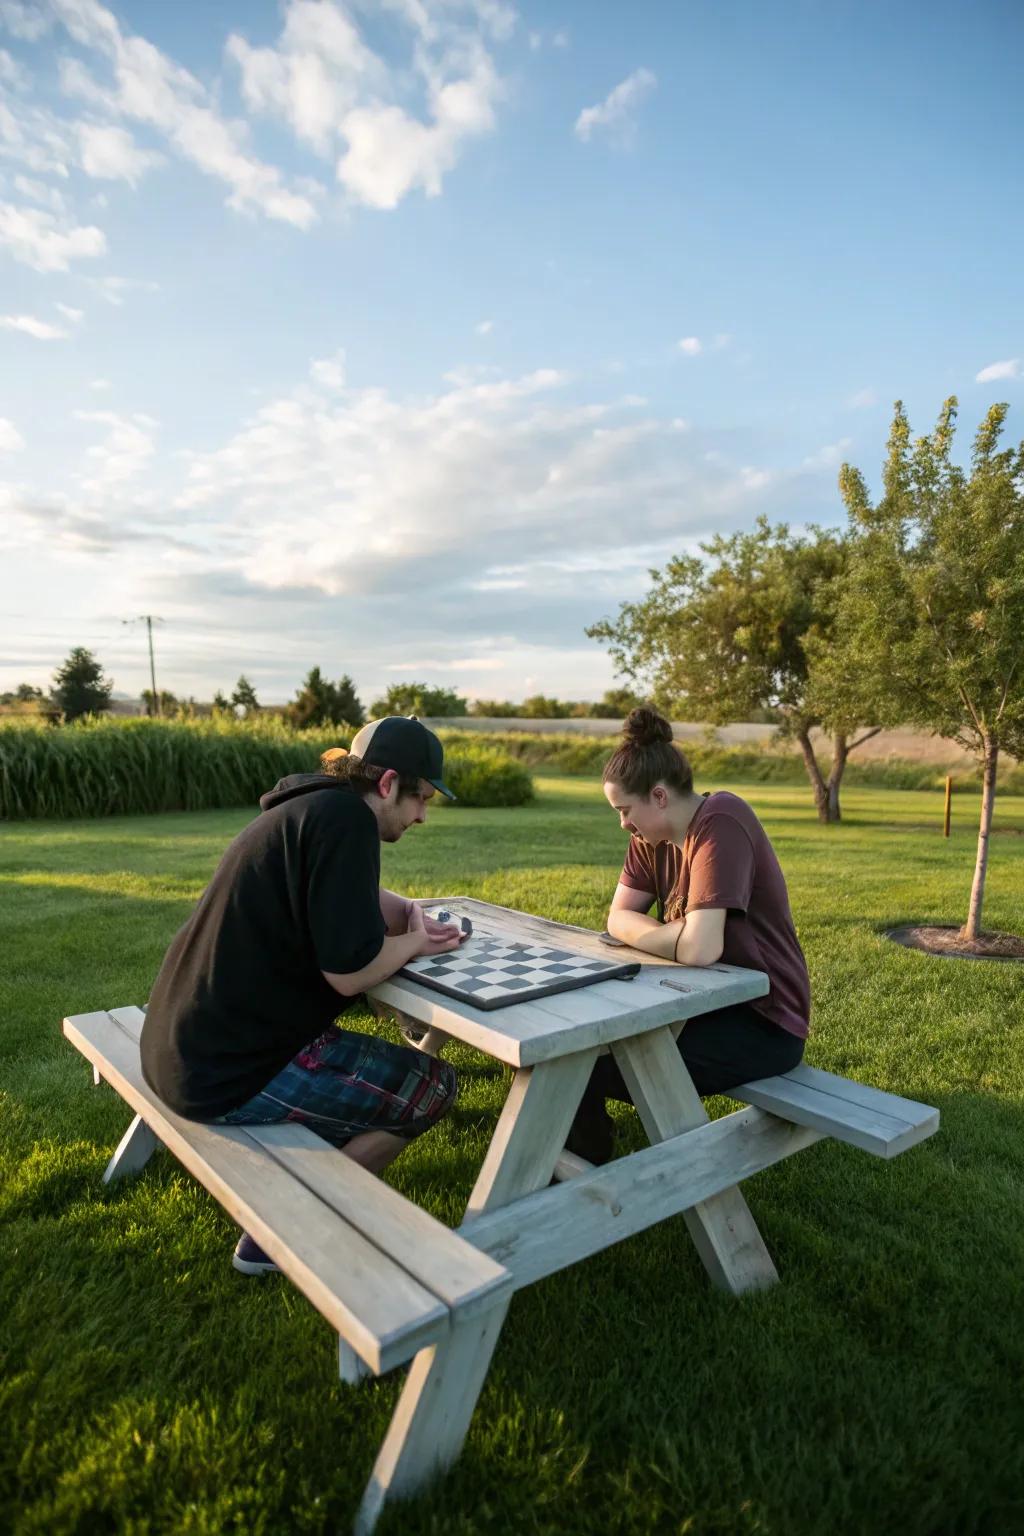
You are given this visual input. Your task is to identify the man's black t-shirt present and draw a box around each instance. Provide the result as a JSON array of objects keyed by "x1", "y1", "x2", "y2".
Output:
[{"x1": 140, "y1": 775, "x2": 386, "y2": 1119}]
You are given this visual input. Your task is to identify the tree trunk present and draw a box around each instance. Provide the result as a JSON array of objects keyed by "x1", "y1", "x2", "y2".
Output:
[
  {"x1": 796, "y1": 728, "x2": 835, "y2": 823},
  {"x1": 825, "y1": 732, "x2": 849, "y2": 822},
  {"x1": 962, "y1": 735, "x2": 999, "y2": 942}
]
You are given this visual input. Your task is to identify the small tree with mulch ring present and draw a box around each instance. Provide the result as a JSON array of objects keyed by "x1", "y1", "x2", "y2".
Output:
[{"x1": 830, "y1": 398, "x2": 1024, "y2": 950}]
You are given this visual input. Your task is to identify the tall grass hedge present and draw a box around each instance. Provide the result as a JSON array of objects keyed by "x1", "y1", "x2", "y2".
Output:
[
  {"x1": 436, "y1": 728, "x2": 1024, "y2": 793},
  {"x1": 0, "y1": 717, "x2": 533, "y2": 820}
]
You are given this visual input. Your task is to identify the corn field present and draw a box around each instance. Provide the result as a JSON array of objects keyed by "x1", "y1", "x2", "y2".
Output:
[{"x1": 0, "y1": 717, "x2": 533, "y2": 820}]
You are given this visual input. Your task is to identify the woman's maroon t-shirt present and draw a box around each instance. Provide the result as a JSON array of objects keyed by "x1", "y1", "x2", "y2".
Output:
[{"x1": 619, "y1": 790, "x2": 810, "y2": 1040}]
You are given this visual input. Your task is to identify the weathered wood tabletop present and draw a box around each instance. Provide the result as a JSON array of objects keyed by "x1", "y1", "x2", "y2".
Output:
[{"x1": 369, "y1": 895, "x2": 770, "y2": 1067}]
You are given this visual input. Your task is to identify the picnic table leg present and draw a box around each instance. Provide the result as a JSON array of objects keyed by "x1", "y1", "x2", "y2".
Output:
[
  {"x1": 338, "y1": 1338, "x2": 373, "y2": 1385},
  {"x1": 464, "y1": 1048, "x2": 601, "y2": 1216},
  {"x1": 612, "y1": 1027, "x2": 779, "y2": 1295},
  {"x1": 102, "y1": 1112, "x2": 159, "y2": 1184},
  {"x1": 356, "y1": 1050, "x2": 599, "y2": 1534},
  {"x1": 354, "y1": 1303, "x2": 506, "y2": 1536}
]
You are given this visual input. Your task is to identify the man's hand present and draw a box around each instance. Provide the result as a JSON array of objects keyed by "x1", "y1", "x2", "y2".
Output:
[{"x1": 407, "y1": 903, "x2": 465, "y2": 957}]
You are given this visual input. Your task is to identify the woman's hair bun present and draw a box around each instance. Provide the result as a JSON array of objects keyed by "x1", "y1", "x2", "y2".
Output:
[
  {"x1": 320, "y1": 746, "x2": 349, "y2": 766},
  {"x1": 622, "y1": 706, "x2": 672, "y2": 748}
]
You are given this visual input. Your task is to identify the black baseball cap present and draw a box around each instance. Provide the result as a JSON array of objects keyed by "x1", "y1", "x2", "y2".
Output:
[{"x1": 349, "y1": 716, "x2": 456, "y2": 800}]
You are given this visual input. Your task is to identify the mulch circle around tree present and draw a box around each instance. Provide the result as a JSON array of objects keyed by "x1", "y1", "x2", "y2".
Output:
[{"x1": 886, "y1": 925, "x2": 1024, "y2": 962}]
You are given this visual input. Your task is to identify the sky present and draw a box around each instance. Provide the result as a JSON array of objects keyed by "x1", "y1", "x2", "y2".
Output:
[{"x1": 1, "y1": 0, "x2": 1021, "y2": 708}]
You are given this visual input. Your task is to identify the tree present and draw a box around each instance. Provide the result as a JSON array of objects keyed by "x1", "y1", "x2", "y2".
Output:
[
  {"x1": 231, "y1": 675, "x2": 260, "y2": 716},
  {"x1": 51, "y1": 647, "x2": 113, "y2": 722},
  {"x1": 333, "y1": 674, "x2": 365, "y2": 727},
  {"x1": 287, "y1": 668, "x2": 365, "y2": 729},
  {"x1": 468, "y1": 697, "x2": 519, "y2": 717},
  {"x1": 0, "y1": 683, "x2": 54, "y2": 719},
  {"x1": 141, "y1": 688, "x2": 178, "y2": 717},
  {"x1": 587, "y1": 686, "x2": 644, "y2": 719},
  {"x1": 369, "y1": 683, "x2": 467, "y2": 718},
  {"x1": 829, "y1": 398, "x2": 1024, "y2": 939},
  {"x1": 520, "y1": 694, "x2": 573, "y2": 718},
  {"x1": 211, "y1": 690, "x2": 232, "y2": 712},
  {"x1": 586, "y1": 517, "x2": 882, "y2": 822}
]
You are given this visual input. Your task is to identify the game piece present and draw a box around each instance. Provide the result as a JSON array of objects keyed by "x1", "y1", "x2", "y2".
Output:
[
  {"x1": 399, "y1": 934, "x2": 640, "y2": 1010},
  {"x1": 432, "y1": 909, "x2": 473, "y2": 938}
]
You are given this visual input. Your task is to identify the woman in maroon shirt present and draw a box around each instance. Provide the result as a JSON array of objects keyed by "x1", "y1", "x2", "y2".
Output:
[{"x1": 567, "y1": 707, "x2": 809, "y2": 1164}]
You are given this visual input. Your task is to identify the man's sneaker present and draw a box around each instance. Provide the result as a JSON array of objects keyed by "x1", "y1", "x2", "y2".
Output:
[{"x1": 232, "y1": 1233, "x2": 279, "y2": 1276}]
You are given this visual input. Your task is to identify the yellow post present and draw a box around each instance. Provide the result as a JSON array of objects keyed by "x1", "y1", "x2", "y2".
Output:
[{"x1": 943, "y1": 774, "x2": 952, "y2": 838}]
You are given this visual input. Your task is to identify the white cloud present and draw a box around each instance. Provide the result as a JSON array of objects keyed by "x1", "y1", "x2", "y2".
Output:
[
  {"x1": 227, "y1": 1, "x2": 387, "y2": 156},
  {"x1": 89, "y1": 376, "x2": 110, "y2": 389},
  {"x1": 3, "y1": 358, "x2": 850, "y2": 701},
  {"x1": 975, "y1": 358, "x2": 1019, "y2": 383},
  {"x1": 229, "y1": 0, "x2": 506, "y2": 210},
  {"x1": 164, "y1": 365, "x2": 793, "y2": 606},
  {"x1": 11, "y1": 174, "x2": 68, "y2": 212},
  {"x1": 0, "y1": 44, "x2": 26, "y2": 84},
  {"x1": 337, "y1": 54, "x2": 500, "y2": 209},
  {"x1": 678, "y1": 336, "x2": 702, "y2": 356},
  {"x1": 310, "y1": 348, "x2": 346, "y2": 390},
  {"x1": 528, "y1": 28, "x2": 569, "y2": 51},
  {"x1": 475, "y1": 318, "x2": 493, "y2": 335},
  {"x1": 74, "y1": 408, "x2": 157, "y2": 489},
  {"x1": 89, "y1": 273, "x2": 158, "y2": 305},
  {"x1": 55, "y1": 301, "x2": 83, "y2": 322},
  {"x1": 802, "y1": 437, "x2": 852, "y2": 469},
  {"x1": 0, "y1": 200, "x2": 105, "y2": 269},
  {"x1": 0, "y1": 1, "x2": 50, "y2": 41},
  {"x1": 574, "y1": 67, "x2": 656, "y2": 144},
  {"x1": 739, "y1": 466, "x2": 772, "y2": 490},
  {"x1": 384, "y1": 655, "x2": 505, "y2": 671},
  {"x1": 0, "y1": 311, "x2": 70, "y2": 338},
  {"x1": 847, "y1": 387, "x2": 876, "y2": 408},
  {"x1": 0, "y1": 82, "x2": 75, "y2": 177},
  {"x1": 77, "y1": 121, "x2": 162, "y2": 184},
  {"x1": 0, "y1": 414, "x2": 24, "y2": 451},
  {"x1": 52, "y1": 0, "x2": 320, "y2": 228}
]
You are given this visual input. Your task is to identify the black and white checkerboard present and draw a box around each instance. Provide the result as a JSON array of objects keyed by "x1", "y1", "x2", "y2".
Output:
[{"x1": 399, "y1": 936, "x2": 640, "y2": 1010}]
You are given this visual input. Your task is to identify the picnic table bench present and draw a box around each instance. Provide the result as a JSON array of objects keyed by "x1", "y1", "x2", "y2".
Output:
[{"x1": 63, "y1": 896, "x2": 939, "y2": 1532}]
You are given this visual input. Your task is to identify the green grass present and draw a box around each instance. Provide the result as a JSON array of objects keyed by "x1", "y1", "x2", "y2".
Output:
[{"x1": 2, "y1": 777, "x2": 1023, "y2": 1535}]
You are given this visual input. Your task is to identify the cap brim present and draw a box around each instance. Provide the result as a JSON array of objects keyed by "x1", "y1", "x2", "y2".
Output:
[{"x1": 429, "y1": 778, "x2": 457, "y2": 801}]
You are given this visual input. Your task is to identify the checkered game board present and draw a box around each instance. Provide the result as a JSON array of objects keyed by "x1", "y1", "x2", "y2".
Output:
[{"x1": 399, "y1": 936, "x2": 640, "y2": 1011}]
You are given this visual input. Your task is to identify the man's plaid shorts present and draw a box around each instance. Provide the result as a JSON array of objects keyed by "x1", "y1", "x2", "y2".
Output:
[{"x1": 211, "y1": 1026, "x2": 456, "y2": 1148}]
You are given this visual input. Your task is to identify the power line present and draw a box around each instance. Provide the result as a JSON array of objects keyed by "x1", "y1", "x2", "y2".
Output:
[{"x1": 122, "y1": 614, "x2": 164, "y2": 713}]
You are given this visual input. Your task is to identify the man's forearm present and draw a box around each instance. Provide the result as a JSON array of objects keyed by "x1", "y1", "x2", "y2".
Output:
[
  {"x1": 379, "y1": 887, "x2": 413, "y2": 935},
  {"x1": 326, "y1": 931, "x2": 422, "y2": 996}
]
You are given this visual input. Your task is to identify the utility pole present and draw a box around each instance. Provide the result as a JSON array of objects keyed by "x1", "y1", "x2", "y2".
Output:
[{"x1": 123, "y1": 615, "x2": 164, "y2": 715}]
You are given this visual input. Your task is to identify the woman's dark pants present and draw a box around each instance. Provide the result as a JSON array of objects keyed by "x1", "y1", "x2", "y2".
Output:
[{"x1": 565, "y1": 1003, "x2": 805, "y2": 1165}]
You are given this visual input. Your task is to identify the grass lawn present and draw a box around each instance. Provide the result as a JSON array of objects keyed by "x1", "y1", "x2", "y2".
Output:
[{"x1": 2, "y1": 776, "x2": 1023, "y2": 1535}]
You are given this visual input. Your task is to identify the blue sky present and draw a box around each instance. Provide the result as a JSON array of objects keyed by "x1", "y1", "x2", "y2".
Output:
[{"x1": 1, "y1": 0, "x2": 1021, "y2": 707}]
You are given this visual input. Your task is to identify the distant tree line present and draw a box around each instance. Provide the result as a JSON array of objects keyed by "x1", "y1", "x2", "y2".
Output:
[{"x1": 2, "y1": 661, "x2": 641, "y2": 730}]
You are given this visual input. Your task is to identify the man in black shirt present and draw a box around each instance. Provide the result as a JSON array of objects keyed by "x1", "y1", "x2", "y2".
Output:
[{"x1": 141, "y1": 716, "x2": 466, "y2": 1274}]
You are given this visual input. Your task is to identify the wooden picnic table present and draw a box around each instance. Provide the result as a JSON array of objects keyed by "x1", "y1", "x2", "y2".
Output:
[
  {"x1": 370, "y1": 896, "x2": 787, "y2": 1298},
  {"x1": 65, "y1": 896, "x2": 938, "y2": 1533}
]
